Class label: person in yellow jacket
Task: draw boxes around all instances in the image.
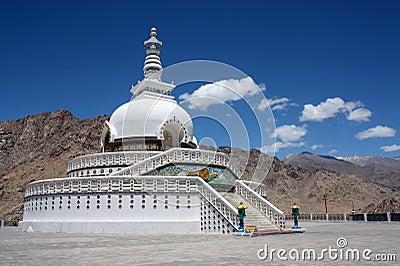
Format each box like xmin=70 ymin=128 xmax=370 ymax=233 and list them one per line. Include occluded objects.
xmin=237 ymin=202 xmax=247 ymax=230
xmin=291 ymin=203 xmax=300 ymax=228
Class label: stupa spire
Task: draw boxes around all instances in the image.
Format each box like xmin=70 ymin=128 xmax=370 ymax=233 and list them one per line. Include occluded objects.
xmin=143 ymin=27 xmax=163 ymax=80
xmin=130 ymin=27 xmax=174 ymax=96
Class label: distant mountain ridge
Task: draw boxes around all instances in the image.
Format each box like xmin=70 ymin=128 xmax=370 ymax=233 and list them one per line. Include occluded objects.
xmin=283 ymin=152 xmax=400 ymax=191
xmin=336 ymin=155 xmax=400 ymax=170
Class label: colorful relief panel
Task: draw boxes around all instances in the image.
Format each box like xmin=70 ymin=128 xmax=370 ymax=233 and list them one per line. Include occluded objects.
xmin=145 ymin=164 xmax=236 ymax=186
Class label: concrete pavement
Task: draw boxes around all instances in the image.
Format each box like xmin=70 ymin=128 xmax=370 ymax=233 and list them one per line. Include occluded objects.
xmin=0 ymin=222 xmax=398 ymax=265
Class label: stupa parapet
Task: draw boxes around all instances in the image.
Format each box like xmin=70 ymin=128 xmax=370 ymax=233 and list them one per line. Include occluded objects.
xmin=130 ymin=78 xmax=175 ymax=97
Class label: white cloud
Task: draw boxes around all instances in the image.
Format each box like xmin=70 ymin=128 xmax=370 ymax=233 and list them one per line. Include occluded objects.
xmin=347 ymin=108 xmax=372 ymax=122
xmin=355 ymin=125 xmax=396 ymax=140
xmin=381 ymin=144 xmax=400 ymax=152
xmin=179 ymin=92 xmax=190 ymax=100
xmin=300 ymin=97 xmax=344 ymax=122
xmin=311 ymin=144 xmax=323 ymax=151
xmin=272 ymin=104 xmax=288 ymax=111
xmin=300 ymin=97 xmax=372 ymax=122
xmin=268 ymin=97 xmax=290 ymax=106
xmin=264 ymin=124 xmax=307 ymax=153
xmin=179 ymin=77 xmax=262 ymax=110
xmin=259 ymin=83 xmax=267 ymax=91
xmin=257 ymin=97 xmax=296 ymax=111
xmin=256 ymin=99 xmax=269 ymax=111
xmin=270 ymin=124 xmax=307 ymax=142
xmin=329 ymin=149 xmax=339 ymax=155
xmin=262 ymin=141 xmax=306 ymax=153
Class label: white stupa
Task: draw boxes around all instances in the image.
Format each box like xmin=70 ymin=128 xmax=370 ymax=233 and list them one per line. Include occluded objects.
xmin=18 ymin=28 xmax=285 ymax=234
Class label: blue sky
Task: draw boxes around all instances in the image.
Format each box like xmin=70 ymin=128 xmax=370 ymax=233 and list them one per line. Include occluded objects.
xmin=1 ymin=0 xmax=399 ymax=157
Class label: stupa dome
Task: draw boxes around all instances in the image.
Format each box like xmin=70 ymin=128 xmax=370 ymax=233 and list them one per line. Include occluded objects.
xmin=108 ymin=92 xmax=194 ymax=144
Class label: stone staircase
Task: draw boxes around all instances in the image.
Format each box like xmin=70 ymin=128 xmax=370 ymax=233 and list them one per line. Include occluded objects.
xmin=223 ymin=192 xmax=280 ymax=231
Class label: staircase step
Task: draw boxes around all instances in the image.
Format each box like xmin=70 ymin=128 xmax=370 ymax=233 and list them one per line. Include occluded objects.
xmin=222 ymin=192 xmax=280 ymax=231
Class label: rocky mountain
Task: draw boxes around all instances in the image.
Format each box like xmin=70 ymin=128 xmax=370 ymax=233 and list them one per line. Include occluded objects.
xmin=1 ymin=111 xmax=400 ymax=225
xmin=0 ymin=110 xmax=109 ymax=173
xmin=282 ymin=152 xmax=400 ymax=191
xmin=0 ymin=110 xmax=109 ymax=224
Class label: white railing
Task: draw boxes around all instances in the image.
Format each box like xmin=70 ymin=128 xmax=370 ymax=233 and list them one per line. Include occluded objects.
xmin=67 ymin=151 xmax=160 ymax=173
xmin=25 ymin=176 xmax=199 ymax=197
xmin=286 ymin=212 xmax=400 ymax=222
xmin=285 ymin=213 xmax=349 ymax=222
xmin=235 ymin=180 xmax=285 ymax=230
xmin=241 ymin=180 xmax=266 ymax=197
xmin=197 ymin=178 xmax=239 ymax=230
xmin=109 ymin=148 xmax=242 ymax=178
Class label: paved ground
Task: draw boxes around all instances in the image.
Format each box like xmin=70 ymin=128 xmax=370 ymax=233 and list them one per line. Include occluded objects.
xmin=0 ymin=222 xmax=399 ymax=265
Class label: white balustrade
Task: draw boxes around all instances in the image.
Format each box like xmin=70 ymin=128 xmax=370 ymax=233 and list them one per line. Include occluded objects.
xmin=67 ymin=151 xmax=160 ymax=173
xmin=235 ymin=180 xmax=285 ymax=230
xmin=197 ymin=178 xmax=238 ymax=230
xmin=25 ymin=175 xmax=204 ymax=197
xmin=241 ymin=180 xmax=267 ymax=197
